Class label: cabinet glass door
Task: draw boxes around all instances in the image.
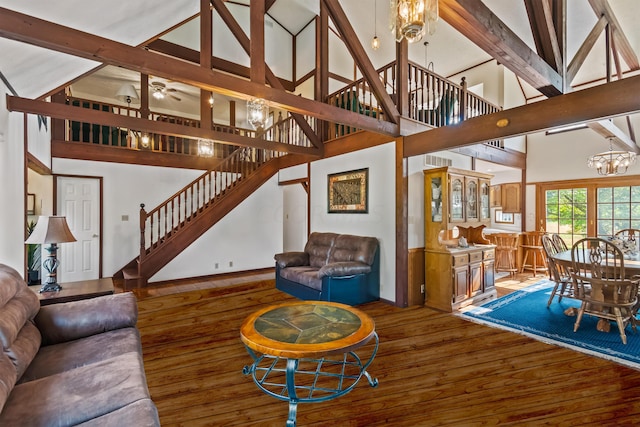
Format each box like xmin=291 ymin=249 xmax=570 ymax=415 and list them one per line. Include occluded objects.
xmin=450 ymin=176 xmax=464 ymax=222
xmin=466 ymin=178 xmax=478 ymax=221
xmin=480 ymin=181 xmax=490 ymax=221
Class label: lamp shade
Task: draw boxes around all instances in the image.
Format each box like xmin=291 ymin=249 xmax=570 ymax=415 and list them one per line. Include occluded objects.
xmin=116 ymin=84 xmax=140 ymax=105
xmin=25 ymin=216 xmax=77 ymax=244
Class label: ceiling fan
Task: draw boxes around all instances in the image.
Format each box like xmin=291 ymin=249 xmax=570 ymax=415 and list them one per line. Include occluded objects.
xmin=149 ymin=81 xmax=181 ymax=101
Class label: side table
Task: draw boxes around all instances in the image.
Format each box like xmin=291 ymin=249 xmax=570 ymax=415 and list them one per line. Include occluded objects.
xmin=241 ymin=300 xmax=378 ymax=427
xmin=29 ymin=278 xmax=115 ymax=305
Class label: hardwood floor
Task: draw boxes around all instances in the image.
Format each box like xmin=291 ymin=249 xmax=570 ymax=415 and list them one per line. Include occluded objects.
xmin=133 ymin=271 xmax=640 ymax=426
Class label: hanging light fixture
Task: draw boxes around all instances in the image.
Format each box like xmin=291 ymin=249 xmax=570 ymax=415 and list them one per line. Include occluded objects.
xmin=247 ymin=98 xmax=269 ymax=130
xmin=371 ymin=0 xmax=380 ymax=50
xmin=390 ymin=0 xmax=438 ymax=44
xmin=197 ymin=139 xmax=214 ymax=157
xmin=587 ymin=136 xmax=637 ymax=176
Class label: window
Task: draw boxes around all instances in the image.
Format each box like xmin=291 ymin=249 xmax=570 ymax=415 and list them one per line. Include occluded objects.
xmin=544 ymin=188 xmax=587 ymax=246
xmin=537 ymin=177 xmax=640 ymax=245
xmin=596 ymin=186 xmax=640 ymax=237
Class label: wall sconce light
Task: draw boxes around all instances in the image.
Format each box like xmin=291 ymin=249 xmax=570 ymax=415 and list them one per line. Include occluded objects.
xmin=247 ymin=98 xmax=269 ymax=130
xmin=197 ymin=139 xmax=214 ymax=157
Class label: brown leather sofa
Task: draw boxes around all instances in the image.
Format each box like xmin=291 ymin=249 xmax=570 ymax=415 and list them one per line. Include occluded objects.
xmin=274 ymin=232 xmax=380 ymax=305
xmin=0 ymin=264 xmax=159 ymax=426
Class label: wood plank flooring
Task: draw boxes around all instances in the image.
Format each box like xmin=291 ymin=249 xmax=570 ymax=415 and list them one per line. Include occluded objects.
xmin=134 ymin=276 xmax=640 ymax=426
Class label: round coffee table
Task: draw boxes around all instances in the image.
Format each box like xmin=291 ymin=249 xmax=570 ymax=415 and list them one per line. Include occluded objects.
xmin=240 ymin=301 xmax=379 ymax=427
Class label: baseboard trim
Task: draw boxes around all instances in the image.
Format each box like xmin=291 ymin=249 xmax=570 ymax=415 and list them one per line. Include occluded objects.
xmin=148 ymin=267 xmax=275 ymax=287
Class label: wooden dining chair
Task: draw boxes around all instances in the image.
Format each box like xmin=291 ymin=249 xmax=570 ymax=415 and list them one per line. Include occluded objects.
xmin=570 ymin=237 xmax=639 ymax=344
xmin=615 ymin=228 xmax=640 ymax=244
xmin=551 ymin=233 xmax=569 ymax=252
xmin=541 ymin=234 xmax=574 ymax=307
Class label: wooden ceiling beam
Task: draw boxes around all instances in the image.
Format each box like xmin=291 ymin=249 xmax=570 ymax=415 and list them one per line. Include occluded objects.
xmin=439 ymin=0 xmax=563 ymax=97
xmin=322 ymin=0 xmax=400 ymax=124
xmin=567 ymin=15 xmax=607 ymax=85
xmin=523 ymin=0 xmax=563 ymax=73
xmin=0 ymin=7 xmax=398 ymax=137
xmin=404 ymin=74 xmax=640 ymax=157
xmin=250 ymin=0 xmax=265 ymax=85
xmin=7 ymin=95 xmax=322 ymax=157
xmin=587 ymin=120 xmax=637 ymax=152
xmin=146 ymin=39 xmax=295 ymax=92
xmin=588 ymin=0 xmax=640 ymax=71
xmin=212 ymin=0 xmax=323 ymax=150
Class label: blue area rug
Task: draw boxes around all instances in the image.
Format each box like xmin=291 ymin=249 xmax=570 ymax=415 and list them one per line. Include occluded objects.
xmin=458 ymin=280 xmax=640 ymax=370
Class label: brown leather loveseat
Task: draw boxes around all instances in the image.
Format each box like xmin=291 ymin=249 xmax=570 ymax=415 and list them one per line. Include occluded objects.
xmin=274 ymin=232 xmax=380 ymax=306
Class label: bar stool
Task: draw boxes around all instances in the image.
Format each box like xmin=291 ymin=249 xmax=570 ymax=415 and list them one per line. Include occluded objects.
xmin=520 ymin=231 xmax=549 ymax=276
xmin=493 ymin=233 xmax=519 ymax=277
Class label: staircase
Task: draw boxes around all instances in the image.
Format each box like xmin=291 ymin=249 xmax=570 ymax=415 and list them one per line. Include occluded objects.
xmin=118 ymin=145 xmax=284 ymax=287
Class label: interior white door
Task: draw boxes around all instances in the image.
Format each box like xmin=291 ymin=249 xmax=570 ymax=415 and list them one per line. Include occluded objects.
xmin=56 ymin=177 xmax=100 ymax=283
xmin=283 ymin=185 xmax=307 ymax=252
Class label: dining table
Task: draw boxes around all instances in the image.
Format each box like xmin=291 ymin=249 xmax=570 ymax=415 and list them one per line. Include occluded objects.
xmin=551 ymin=249 xmax=640 ymax=278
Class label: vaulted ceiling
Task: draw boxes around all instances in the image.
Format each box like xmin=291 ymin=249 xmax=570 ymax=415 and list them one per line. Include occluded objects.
xmin=1 ymin=0 xmax=639 ymax=149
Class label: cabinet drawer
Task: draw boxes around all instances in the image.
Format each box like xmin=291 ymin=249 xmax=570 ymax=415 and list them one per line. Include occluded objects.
xmin=452 ymin=254 xmax=469 ymax=266
xmin=469 ymin=251 xmax=483 ymax=263
xmin=483 ymin=249 xmax=495 ymax=260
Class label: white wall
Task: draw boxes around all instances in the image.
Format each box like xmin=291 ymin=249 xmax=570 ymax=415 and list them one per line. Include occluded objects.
xmin=154 ymin=175 xmax=283 ymax=282
xmin=52 ymin=159 xmax=283 ymax=282
xmin=310 ymin=143 xmax=396 ymax=302
xmin=0 ymin=84 xmax=26 ymax=273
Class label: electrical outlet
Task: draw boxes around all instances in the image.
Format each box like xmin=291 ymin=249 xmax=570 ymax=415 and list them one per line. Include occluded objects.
xmin=421 ymin=284 xmax=425 ymax=294
xmin=229 ymin=261 xmax=233 ymax=267
xmin=214 ymin=263 xmax=219 ymax=269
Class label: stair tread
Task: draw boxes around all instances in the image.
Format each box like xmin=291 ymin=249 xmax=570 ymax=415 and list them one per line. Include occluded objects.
xmin=122 ymin=268 xmax=141 ymax=279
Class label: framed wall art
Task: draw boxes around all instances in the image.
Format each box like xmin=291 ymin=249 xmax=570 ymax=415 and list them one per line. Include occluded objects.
xmin=27 ymin=193 xmax=36 ymax=215
xmin=327 ymin=168 xmax=368 ymax=213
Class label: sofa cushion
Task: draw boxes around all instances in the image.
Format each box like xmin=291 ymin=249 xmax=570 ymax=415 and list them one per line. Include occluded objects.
xmin=274 ymin=251 xmax=309 ymax=268
xmin=0 ymin=265 xmax=23 ymax=308
xmin=19 ymin=327 xmax=141 ymax=383
xmin=6 ymin=321 xmax=41 ymax=381
xmin=0 ymin=353 xmax=17 ymax=416
xmin=0 ymin=352 xmax=152 ymax=427
xmin=35 ymin=292 xmax=138 ymax=346
xmin=329 ymin=234 xmax=378 ymax=265
xmin=0 ymin=286 xmax=40 ymax=350
xmin=75 ymin=398 xmax=159 ymax=427
xmin=279 ymin=266 xmax=323 ymax=291
xmin=305 ymin=232 xmax=337 ymax=268
xmin=319 ymin=262 xmax=372 ymax=278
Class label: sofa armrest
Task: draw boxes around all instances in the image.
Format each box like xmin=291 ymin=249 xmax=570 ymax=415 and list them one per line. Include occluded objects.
xmin=34 ymin=292 xmax=138 ymax=346
xmin=274 ymin=252 xmax=309 ymax=268
xmin=319 ymin=262 xmax=371 ymax=278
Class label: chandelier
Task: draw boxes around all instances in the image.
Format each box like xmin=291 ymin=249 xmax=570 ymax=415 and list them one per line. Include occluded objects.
xmin=390 ymin=0 xmax=438 ymax=44
xmin=587 ymin=137 xmax=637 ymax=176
xmin=197 ymin=139 xmax=214 ymax=157
xmin=247 ymin=98 xmax=269 ymax=130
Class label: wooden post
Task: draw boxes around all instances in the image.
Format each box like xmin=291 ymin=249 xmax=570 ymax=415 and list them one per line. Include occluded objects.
xmin=459 ymin=77 xmax=467 ymax=122
xmin=139 ymin=203 xmax=146 ymax=263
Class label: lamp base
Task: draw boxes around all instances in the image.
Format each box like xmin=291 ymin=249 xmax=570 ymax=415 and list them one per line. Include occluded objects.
xmin=39 ymin=282 xmax=62 ymax=293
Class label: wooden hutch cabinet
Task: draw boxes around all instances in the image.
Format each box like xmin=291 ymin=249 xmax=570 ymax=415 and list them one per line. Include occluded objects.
xmin=423 ymin=167 xmax=496 ymax=312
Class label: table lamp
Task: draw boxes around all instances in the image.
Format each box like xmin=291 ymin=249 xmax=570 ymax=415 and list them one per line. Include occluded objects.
xmin=25 ymin=216 xmax=76 ymax=293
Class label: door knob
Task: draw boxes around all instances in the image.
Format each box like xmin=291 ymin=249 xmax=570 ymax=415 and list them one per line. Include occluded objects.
xmin=92 ymin=234 xmax=99 ymax=238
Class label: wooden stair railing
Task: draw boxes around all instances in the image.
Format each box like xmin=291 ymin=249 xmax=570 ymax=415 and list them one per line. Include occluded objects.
xmin=124 ymin=145 xmax=283 ymax=284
